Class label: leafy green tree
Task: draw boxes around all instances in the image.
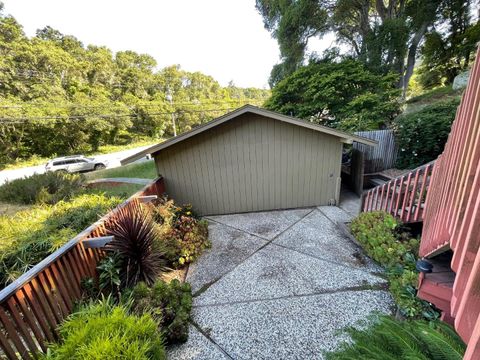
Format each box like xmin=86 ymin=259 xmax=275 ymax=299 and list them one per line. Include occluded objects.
xmin=255 ymin=0 xmax=329 ymax=87
xmin=256 ymin=0 xmax=443 ymax=94
xmin=265 ymin=58 xmax=400 ymax=131
xmin=418 ymin=0 xmax=480 ymax=88
xmin=0 ymin=8 xmax=270 ymax=166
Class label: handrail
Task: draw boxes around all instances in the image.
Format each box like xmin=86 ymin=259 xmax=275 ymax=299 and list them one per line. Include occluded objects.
xmin=361 ymin=162 xmax=435 ymax=223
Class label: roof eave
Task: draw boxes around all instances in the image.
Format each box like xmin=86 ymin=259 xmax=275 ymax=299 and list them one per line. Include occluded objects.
xmin=120 ymin=105 xmax=377 ymax=164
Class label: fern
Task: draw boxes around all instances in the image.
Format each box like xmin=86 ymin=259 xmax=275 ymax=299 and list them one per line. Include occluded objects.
xmin=325 ymin=315 xmax=466 ymax=360
xmin=415 ymin=323 xmax=464 ymax=360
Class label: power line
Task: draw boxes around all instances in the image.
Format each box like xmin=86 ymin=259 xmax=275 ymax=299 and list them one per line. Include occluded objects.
xmin=0 ymin=107 xmax=242 ymax=124
xmin=0 ymin=99 xmax=265 ymax=110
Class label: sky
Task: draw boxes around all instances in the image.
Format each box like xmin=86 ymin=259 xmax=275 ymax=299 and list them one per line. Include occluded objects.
xmin=2 ymin=0 xmax=334 ymax=89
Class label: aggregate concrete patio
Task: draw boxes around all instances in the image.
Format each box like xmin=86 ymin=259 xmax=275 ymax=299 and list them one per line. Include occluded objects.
xmin=169 ymin=194 xmax=394 ymax=360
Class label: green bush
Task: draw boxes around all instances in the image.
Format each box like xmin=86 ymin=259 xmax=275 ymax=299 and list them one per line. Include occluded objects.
xmin=0 ymin=172 xmax=85 ymax=205
xmin=349 ymin=211 xmax=437 ymax=318
xmin=0 ymin=194 xmax=122 ymax=287
xmin=131 ymin=279 xmax=192 ymax=344
xmin=325 ymin=315 xmax=465 ymax=360
xmin=387 ymin=265 xmax=438 ymax=319
xmin=394 ymin=99 xmax=459 ymax=169
xmin=44 ymin=298 xmax=166 ymax=360
xmin=350 ymin=211 xmax=418 ymax=267
xmin=152 ymin=200 xmax=210 ymax=268
xmin=265 ymin=58 xmax=401 ymax=131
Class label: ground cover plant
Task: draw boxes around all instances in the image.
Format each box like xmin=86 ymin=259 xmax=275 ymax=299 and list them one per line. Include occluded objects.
xmin=325 ymin=315 xmax=465 ymax=360
xmin=130 ymin=279 xmax=193 ymax=344
xmin=43 ymin=298 xmax=166 ymax=360
xmin=73 ymin=198 xmax=205 ymax=352
xmin=0 ymin=193 xmax=123 ymax=287
xmin=151 ymin=200 xmax=210 ymax=267
xmin=0 ymin=172 xmax=85 ymax=205
xmin=350 ymin=211 xmax=437 ymax=319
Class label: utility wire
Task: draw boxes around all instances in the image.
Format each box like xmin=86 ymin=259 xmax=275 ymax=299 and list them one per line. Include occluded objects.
xmin=0 ymin=99 xmax=265 ymax=110
xmin=0 ymin=107 xmax=241 ymax=124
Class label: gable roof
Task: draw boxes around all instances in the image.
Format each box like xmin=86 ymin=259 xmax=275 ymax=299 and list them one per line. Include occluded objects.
xmin=121 ymin=105 xmax=377 ymax=165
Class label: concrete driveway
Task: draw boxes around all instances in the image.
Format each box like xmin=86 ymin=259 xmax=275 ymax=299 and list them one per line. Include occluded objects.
xmin=169 ymin=201 xmax=393 ymax=360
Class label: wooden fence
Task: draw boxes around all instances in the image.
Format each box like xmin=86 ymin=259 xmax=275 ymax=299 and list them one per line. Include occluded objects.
xmin=361 ymin=162 xmax=434 ymax=223
xmin=354 ymin=129 xmax=398 ymax=173
xmin=418 ymin=47 xmax=480 ymax=360
xmin=0 ymin=177 xmax=165 ymax=359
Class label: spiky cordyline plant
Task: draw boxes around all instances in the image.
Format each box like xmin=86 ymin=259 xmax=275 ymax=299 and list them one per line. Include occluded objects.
xmin=105 ymin=199 xmax=166 ymax=288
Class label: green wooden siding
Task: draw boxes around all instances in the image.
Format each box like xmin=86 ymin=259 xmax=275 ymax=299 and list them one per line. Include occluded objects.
xmin=154 ymin=113 xmax=343 ymax=215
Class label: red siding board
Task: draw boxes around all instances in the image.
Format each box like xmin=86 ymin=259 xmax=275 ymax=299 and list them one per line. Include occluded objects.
xmin=418 ymin=47 xmax=480 ymax=359
xmin=362 ymin=47 xmax=480 ymax=359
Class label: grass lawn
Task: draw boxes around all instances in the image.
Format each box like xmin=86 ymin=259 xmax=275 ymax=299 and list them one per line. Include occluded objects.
xmin=85 ymin=160 xmax=157 ymax=180
xmin=2 ymin=138 xmax=162 ymax=170
xmin=85 ymin=183 xmax=146 ymax=198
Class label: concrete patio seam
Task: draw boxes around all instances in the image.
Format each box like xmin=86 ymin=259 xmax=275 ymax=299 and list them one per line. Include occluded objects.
xmin=189 ymin=320 xmax=236 ymax=360
xmin=316 ymin=206 xmax=351 ymax=225
xmin=269 ymin=242 xmax=383 ymax=278
xmin=204 ymin=218 xmax=270 ymax=242
xmin=193 ymin=208 xmax=316 ymax=297
xmin=193 ymin=284 xmax=388 ymax=309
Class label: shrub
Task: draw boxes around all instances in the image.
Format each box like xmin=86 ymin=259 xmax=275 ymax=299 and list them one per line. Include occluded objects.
xmin=151 ymin=200 xmax=210 ymax=268
xmin=350 ymin=211 xmax=437 ymax=318
xmin=45 ymin=298 xmax=166 ymax=359
xmin=97 ymin=254 xmax=122 ymax=297
xmin=131 ymin=279 xmax=192 ymax=344
xmin=388 ymin=265 xmax=438 ymax=320
xmin=0 ymin=194 xmax=122 ymax=287
xmin=0 ymin=172 xmax=85 ymax=205
xmin=350 ymin=211 xmax=418 ymax=267
xmin=394 ymin=99 xmax=460 ymax=169
xmin=265 ymin=58 xmax=401 ymax=131
xmin=105 ymin=200 xmax=167 ymax=287
xmin=325 ymin=315 xmax=465 ymax=360
xmin=163 ymin=217 xmax=210 ymax=267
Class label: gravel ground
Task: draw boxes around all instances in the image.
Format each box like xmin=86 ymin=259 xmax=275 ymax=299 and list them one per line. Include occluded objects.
xmin=170 ymin=197 xmax=393 ymax=360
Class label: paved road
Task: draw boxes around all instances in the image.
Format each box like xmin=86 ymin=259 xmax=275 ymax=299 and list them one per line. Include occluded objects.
xmin=0 ymin=145 xmax=152 ymax=185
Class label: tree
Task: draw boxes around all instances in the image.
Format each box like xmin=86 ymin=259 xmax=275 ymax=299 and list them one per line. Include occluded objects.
xmin=256 ymin=0 xmax=443 ymax=95
xmin=418 ymin=0 xmax=480 ymax=88
xmin=0 ymin=10 xmax=270 ymax=166
xmin=255 ymin=0 xmax=330 ymax=87
xmin=265 ymin=58 xmax=401 ymax=131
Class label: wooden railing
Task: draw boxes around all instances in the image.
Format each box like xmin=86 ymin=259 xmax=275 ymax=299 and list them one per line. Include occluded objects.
xmin=361 ymin=162 xmax=434 ymax=223
xmin=0 ymin=177 xmax=165 ymax=359
xmin=419 ymin=47 xmax=480 ymax=360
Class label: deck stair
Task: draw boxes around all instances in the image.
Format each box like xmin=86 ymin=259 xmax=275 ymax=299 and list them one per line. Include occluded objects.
xmin=361 ymin=162 xmax=434 ymax=223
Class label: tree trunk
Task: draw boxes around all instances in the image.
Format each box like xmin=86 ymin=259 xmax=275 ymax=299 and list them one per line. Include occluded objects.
xmin=402 ymin=22 xmax=428 ymax=98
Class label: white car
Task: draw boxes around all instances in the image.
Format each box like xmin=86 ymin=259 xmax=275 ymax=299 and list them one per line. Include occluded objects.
xmin=45 ymin=155 xmax=107 ymax=173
